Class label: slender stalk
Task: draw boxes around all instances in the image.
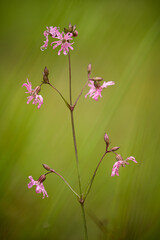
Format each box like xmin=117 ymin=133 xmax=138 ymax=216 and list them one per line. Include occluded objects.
xmin=48 ymin=82 xmax=70 ymax=109
xmin=81 ymin=204 xmax=88 ymax=240
xmin=84 ymin=151 xmax=107 ymax=201
xmin=53 ymin=170 xmax=80 ymax=199
xmin=73 ymin=80 xmax=88 ymax=109
xmin=70 ymin=111 xmax=82 ymax=194
xmin=68 ymin=52 xmax=88 ymax=240
xmin=68 ymin=52 xmax=72 ymax=105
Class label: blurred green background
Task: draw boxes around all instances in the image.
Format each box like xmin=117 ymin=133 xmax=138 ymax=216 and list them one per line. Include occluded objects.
xmin=1 ymin=0 xmax=160 ymax=239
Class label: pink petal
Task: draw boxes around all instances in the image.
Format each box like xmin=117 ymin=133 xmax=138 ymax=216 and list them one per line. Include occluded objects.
xmin=101 ymin=81 xmax=115 ymax=89
xmin=126 ymin=156 xmax=137 ymax=163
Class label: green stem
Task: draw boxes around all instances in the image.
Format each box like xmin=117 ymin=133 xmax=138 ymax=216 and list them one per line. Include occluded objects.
xmin=68 ymin=52 xmax=88 ymax=240
xmin=52 ymin=170 xmax=80 ymax=199
xmin=48 ymin=83 xmax=70 ymax=109
xmin=81 ymin=204 xmax=88 ymax=240
xmin=72 ymin=80 xmax=88 ymax=109
xmin=84 ymin=151 xmax=107 ymax=201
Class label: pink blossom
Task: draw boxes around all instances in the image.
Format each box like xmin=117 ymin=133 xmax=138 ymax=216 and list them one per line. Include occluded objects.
xmin=40 ymin=26 xmax=59 ymax=51
xmin=111 ymin=156 xmax=137 ymax=177
xmin=22 ymin=79 xmax=43 ymax=109
xmin=28 ymin=176 xmax=48 ymax=199
xmin=51 ymin=32 xmax=74 ymax=55
xmin=85 ymin=80 xmax=115 ymax=101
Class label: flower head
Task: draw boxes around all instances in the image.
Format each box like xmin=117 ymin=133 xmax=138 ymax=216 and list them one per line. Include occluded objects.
xmin=28 ymin=176 xmax=48 ymax=199
xmin=40 ymin=26 xmax=59 ymax=51
xmin=111 ymin=155 xmax=137 ymax=177
xmin=22 ymin=79 xmax=43 ymax=109
xmin=51 ymin=32 xmax=74 ymax=55
xmin=85 ymin=80 xmax=115 ymax=101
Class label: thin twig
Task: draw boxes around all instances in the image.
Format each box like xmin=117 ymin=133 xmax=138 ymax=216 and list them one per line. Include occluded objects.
xmin=53 ymin=170 xmax=80 ymax=199
xmin=73 ymin=80 xmax=89 ymax=109
xmin=84 ymin=151 xmax=108 ymax=201
xmin=48 ymin=82 xmax=70 ymax=109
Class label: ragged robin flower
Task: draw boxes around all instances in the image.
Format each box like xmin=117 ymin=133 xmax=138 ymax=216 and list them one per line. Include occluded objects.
xmin=85 ymin=78 xmax=115 ymax=101
xmin=28 ymin=175 xmax=48 ymax=199
xmin=111 ymin=155 xmax=137 ymax=177
xmin=22 ymin=79 xmax=43 ymax=109
xmin=51 ymin=32 xmax=74 ymax=55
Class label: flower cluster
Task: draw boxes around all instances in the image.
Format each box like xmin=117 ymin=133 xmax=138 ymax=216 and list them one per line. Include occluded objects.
xmin=23 ymin=24 xmax=137 ymax=204
xmin=22 ymin=79 xmax=43 ymax=109
xmin=40 ymin=24 xmax=77 ymax=55
xmin=111 ymin=155 xmax=137 ymax=177
xmin=28 ymin=176 xmax=48 ymax=199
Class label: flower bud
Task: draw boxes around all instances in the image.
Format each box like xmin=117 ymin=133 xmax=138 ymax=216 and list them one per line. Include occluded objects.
xmin=38 ymin=174 xmax=46 ymax=183
xmin=73 ymin=30 xmax=78 ymax=37
xmin=43 ymin=75 xmax=49 ymax=84
xmin=42 ymin=164 xmax=52 ymax=171
xmin=104 ymin=133 xmax=109 ymax=144
xmin=104 ymin=133 xmax=110 ymax=150
xmin=115 ymin=154 xmax=123 ymax=161
xmin=68 ymin=23 xmax=73 ymax=32
xmin=43 ymin=67 xmax=49 ymax=83
xmin=87 ymin=64 xmax=92 ymax=75
xmin=44 ymin=67 xmax=49 ymax=76
xmin=110 ymin=146 xmax=120 ymax=152
xmin=64 ymin=27 xmax=68 ymax=33
xmin=73 ymin=25 xmax=76 ymax=31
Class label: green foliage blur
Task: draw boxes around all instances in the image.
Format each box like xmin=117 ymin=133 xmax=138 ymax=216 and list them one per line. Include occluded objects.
xmin=1 ymin=0 xmax=160 ymax=239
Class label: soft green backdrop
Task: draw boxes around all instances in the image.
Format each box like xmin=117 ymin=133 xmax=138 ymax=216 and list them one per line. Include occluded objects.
xmin=1 ymin=0 xmax=160 ymax=239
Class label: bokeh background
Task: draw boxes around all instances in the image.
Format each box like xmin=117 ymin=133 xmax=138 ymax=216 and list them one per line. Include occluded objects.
xmin=1 ymin=0 xmax=160 ymax=239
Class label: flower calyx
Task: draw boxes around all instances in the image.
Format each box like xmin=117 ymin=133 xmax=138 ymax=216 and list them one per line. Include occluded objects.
xmin=38 ymin=174 xmax=46 ymax=183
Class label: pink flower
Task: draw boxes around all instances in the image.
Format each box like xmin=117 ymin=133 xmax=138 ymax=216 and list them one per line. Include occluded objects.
xmin=40 ymin=26 xmax=59 ymax=51
xmin=51 ymin=32 xmax=74 ymax=55
xmin=22 ymin=79 xmax=43 ymax=109
xmin=28 ymin=176 xmax=48 ymax=199
xmin=111 ymin=156 xmax=137 ymax=177
xmin=85 ymin=80 xmax=115 ymax=101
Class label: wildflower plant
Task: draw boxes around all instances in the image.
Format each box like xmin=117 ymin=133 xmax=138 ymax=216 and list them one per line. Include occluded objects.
xmin=22 ymin=24 xmax=137 ymax=239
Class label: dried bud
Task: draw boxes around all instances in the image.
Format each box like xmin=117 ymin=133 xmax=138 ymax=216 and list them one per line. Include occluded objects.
xmin=44 ymin=67 xmax=49 ymax=76
xmin=42 ymin=164 xmax=52 ymax=171
xmin=87 ymin=64 xmax=92 ymax=75
xmin=38 ymin=174 xmax=46 ymax=183
xmin=115 ymin=154 xmax=123 ymax=161
xmin=110 ymin=146 xmax=120 ymax=152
